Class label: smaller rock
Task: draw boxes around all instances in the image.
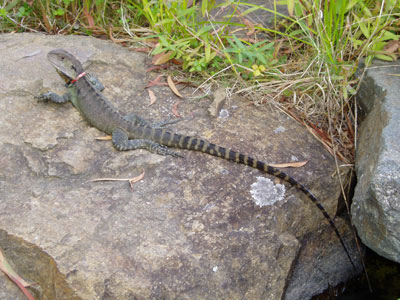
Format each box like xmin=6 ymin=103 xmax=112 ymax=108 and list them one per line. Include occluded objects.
xmin=208 ymin=87 xmax=226 ymax=117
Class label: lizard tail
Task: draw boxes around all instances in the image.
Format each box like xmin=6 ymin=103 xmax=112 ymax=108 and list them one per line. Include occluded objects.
xmin=170 ymin=134 xmax=356 ymax=269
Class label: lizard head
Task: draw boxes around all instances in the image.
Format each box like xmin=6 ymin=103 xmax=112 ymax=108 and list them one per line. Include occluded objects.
xmin=47 ymin=49 xmax=85 ymax=84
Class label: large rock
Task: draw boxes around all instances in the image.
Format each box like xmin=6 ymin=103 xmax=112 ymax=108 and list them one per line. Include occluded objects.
xmin=352 ymin=60 xmax=400 ymax=263
xmin=212 ymin=0 xmax=288 ymax=27
xmin=0 ymin=33 xmax=359 ymax=299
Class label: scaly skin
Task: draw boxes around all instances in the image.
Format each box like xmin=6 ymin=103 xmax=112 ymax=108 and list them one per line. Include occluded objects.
xmin=37 ymin=49 xmax=355 ymax=269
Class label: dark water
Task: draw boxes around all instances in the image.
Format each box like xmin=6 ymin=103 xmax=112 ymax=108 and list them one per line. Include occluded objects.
xmin=313 ymin=248 xmax=400 ymax=300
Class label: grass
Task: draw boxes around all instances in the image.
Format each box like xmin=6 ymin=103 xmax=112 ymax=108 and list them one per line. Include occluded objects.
xmin=1 ymin=0 xmax=399 ymax=164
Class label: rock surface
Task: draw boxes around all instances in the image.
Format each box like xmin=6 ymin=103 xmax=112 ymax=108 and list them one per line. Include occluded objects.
xmin=212 ymin=0 xmax=288 ymax=27
xmin=0 ymin=33 xmax=359 ymax=299
xmin=352 ymin=60 xmax=400 ymax=263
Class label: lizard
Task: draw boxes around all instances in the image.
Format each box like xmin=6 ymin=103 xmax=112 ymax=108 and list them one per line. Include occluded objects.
xmin=37 ymin=49 xmax=355 ymax=269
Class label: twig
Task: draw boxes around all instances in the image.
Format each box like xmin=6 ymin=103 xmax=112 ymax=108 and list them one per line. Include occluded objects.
xmin=88 ymin=171 xmax=145 ymax=192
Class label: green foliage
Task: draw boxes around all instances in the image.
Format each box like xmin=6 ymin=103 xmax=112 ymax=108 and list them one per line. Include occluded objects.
xmin=284 ymin=0 xmax=400 ymax=68
xmin=1 ymin=0 xmax=399 ymax=79
xmin=350 ymin=0 xmax=400 ymax=64
xmin=127 ymin=0 xmax=205 ymax=33
xmin=129 ymin=0 xmax=284 ymax=77
xmin=272 ymin=0 xmax=399 ymax=103
xmin=224 ymin=36 xmax=275 ymax=66
xmin=128 ymin=0 xmax=221 ymax=73
xmin=0 ymin=0 xmax=125 ymax=33
xmin=16 ymin=2 xmax=33 ymax=17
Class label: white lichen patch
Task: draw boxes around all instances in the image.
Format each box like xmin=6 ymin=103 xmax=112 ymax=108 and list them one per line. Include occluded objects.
xmin=218 ymin=109 xmax=229 ymax=119
xmin=273 ymin=126 xmax=286 ymax=134
xmin=250 ymin=177 xmax=286 ymax=207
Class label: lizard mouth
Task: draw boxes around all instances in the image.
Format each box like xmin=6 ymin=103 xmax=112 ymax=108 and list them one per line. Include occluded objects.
xmin=56 ymin=69 xmax=72 ymax=84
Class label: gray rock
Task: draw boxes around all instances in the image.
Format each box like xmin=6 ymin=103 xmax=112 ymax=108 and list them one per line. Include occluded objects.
xmin=212 ymin=0 xmax=288 ymax=28
xmin=352 ymin=60 xmax=400 ymax=263
xmin=0 ymin=33 xmax=359 ymax=299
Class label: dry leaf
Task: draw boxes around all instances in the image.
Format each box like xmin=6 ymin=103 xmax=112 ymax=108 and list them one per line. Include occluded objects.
xmin=171 ymin=58 xmax=183 ymax=65
xmin=243 ymin=18 xmax=255 ymax=36
xmin=108 ymin=28 xmax=130 ymax=44
xmin=108 ymin=27 xmax=117 ymax=43
xmin=146 ymin=65 xmax=169 ymax=72
xmin=240 ymin=37 xmax=256 ymax=43
xmin=134 ymin=47 xmax=152 ymax=53
xmin=167 ymin=76 xmax=183 ymax=98
xmin=96 ymin=135 xmax=112 ymax=141
xmin=146 ymin=75 xmax=165 ymax=88
xmin=153 ymin=51 xmax=173 ymax=65
xmin=172 ymin=100 xmax=181 ymax=118
xmin=269 ymin=160 xmax=308 ymax=168
xmin=148 ymin=89 xmax=157 ymax=105
xmin=0 ymin=248 xmax=35 ymax=300
xmin=83 ymin=7 xmax=95 ymax=28
xmin=383 ymin=40 xmax=400 ymax=53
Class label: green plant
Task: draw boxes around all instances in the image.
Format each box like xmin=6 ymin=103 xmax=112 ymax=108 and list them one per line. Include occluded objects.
xmin=128 ymin=0 xmax=223 ymax=73
xmin=128 ymin=0 xmax=215 ymax=34
xmin=131 ymin=0 xmax=287 ymax=77
xmin=286 ymin=0 xmax=400 ymax=68
xmin=0 ymin=0 xmax=126 ymax=34
xmin=224 ymin=35 xmax=275 ymax=67
xmin=350 ymin=0 xmax=400 ymax=64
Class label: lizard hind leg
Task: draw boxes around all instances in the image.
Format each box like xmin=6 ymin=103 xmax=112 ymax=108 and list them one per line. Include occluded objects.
xmin=151 ymin=118 xmax=181 ymax=129
xmin=124 ymin=113 xmax=181 ymax=129
xmin=112 ymin=127 xmax=183 ymax=157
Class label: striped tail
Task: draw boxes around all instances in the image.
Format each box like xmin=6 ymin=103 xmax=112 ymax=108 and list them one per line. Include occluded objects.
xmin=163 ymin=132 xmax=356 ymax=269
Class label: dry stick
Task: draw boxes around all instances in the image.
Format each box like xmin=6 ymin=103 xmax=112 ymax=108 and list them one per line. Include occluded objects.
xmin=88 ymin=171 xmax=145 ymax=192
xmin=6 ymin=14 xmax=39 ymax=32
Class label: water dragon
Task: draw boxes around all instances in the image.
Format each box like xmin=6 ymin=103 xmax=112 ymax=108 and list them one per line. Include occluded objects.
xmin=37 ymin=49 xmax=355 ymax=268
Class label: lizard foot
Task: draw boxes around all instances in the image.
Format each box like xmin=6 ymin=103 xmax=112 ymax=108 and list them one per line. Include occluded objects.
xmin=112 ymin=128 xmax=184 ymax=158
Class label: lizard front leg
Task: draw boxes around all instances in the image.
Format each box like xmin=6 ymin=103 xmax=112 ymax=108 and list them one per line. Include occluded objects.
xmin=112 ymin=127 xmax=183 ymax=157
xmin=35 ymin=91 xmax=71 ymax=104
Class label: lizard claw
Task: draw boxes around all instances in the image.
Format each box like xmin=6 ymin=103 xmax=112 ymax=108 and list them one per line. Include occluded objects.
xmin=156 ymin=144 xmax=184 ymax=158
xmin=35 ymin=92 xmax=51 ymax=102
